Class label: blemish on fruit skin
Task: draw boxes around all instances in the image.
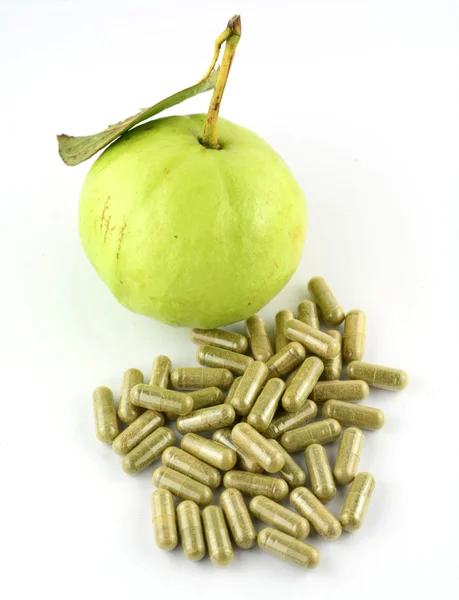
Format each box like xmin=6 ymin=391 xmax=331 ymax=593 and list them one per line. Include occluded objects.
xmin=116 ymin=219 xmax=127 ymax=263
xmin=100 ymin=197 xmax=111 ymax=230
xmin=292 ymin=222 xmax=303 ymax=241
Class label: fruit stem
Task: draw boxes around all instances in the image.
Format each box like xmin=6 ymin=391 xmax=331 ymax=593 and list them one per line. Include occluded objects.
xmin=201 ymin=15 xmax=241 ymax=150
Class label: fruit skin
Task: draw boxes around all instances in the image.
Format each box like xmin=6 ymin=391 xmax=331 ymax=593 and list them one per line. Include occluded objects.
xmin=79 ymin=114 xmax=307 ymax=327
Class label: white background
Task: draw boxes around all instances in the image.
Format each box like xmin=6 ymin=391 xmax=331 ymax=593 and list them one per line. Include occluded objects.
xmin=1 ymin=0 xmax=458 ymax=598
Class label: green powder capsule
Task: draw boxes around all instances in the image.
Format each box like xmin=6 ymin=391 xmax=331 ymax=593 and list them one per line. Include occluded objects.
xmin=202 ymin=505 xmax=234 ymax=567
xmin=305 ymin=444 xmax=336 ymax=503
xmin=343 ymin=310 xmax=366 ymax=362
xmin=149 ymin=355 xmax=171 ymax=388
xmin=190 ymin=387 xmax=225 ymax=410
xmin=113 ymin=410 xmax=165 ymax=455
xmin=322 ymin=400 xmax=385 ymax=430
xmin=258 ymin=528 xmax=320 ymax=569
xmin=161 ymin=447 xmax=221 ymax=489
xmin=284 ymin=366 xmax=300 ymax=387
xmin=181 ymin=433 xmax=237 ymax=471
xmin=321 ymin=331 xmax=342 ymax=381
xmin=340 ymin=472 xmax=376 ymax=532
xmin=190 ymin=328 xmax=249 ymax=354
xmin=212 ymin=428 xmax=263 ymax=473
xmin=265 ymin=342 xmax=306 ymax=380
xmin=118 ymin=368 xmax=144 ymax=424
xmin=281 ymin=419 xmax=342 ymax=452
xmin=223 ymin=471 xmax=289 ymax=501
xmin=151 ymin=489 xmax=178 ymax=551
xmin=264 ymin=401 xmax=318 ymax=439
xmin=247 ymin=378 xmax=285 ymax=432
xmin=176 ymin=500 xmax=206 ymax=561
xmin=334 ymin=427 xmax=365 ymax=485
xmin=196 ymin=345 xmax=254 ymax=375
xmin=282 ymin=356 xmax=324 ymax=413
xmin=220 ymin=488 xmax=257 ymax=549
xmin=275 ymin=310 xmax=295 ymax=353
xmin=224 ymin=376 xmax=242 ymax=406
xmin=231 ymin=360 xmax=269 ymax=416
xmin=308 ymin=276 xmax=345 ymax=325
xmin=93 ymin=386 xmax=119 ymax=443
xmin=171 ymin=367 xmax=234 ymax=391
xmin=152 ymin=466 xmax=213 ymax=506
xmin=246 ymin=315 xmax=274 ymax=362
xmin=346 ymin=361 xmax=408 ymax=391
xmin=250 ymin=496 xmax=310 ymax=540
xmin=310 ymin=380 xmax=370 ymax=403
xmin=122 ymin=426 xmax=175 ymax=474
xmin=290 ymin=487 xmax=342 ymax=540
xmin=285 ymin=319 xmax=340 ymax=358
xmin=176 ymin=404 xmax=236 ymax=434
xmin=232 ymin=423 xmax=285 ymax=473
xmin=269 ymin=440 xmax=307 ymax=487
xmin=131 ymin=384 xmax=193 ymax=415
xmin=297 ymin=300 xmax=320 ymax=329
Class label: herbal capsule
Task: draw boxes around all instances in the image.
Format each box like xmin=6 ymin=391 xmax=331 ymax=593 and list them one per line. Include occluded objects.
xmin=224 ymin=376 xmax=242 ymax=406
xmin=151 ymin=489 xmax=178 ymax=551
xmin=232 ymin=423 xmax=285 ymax=473
xmin=297 ymin=300 xmax=320 ymax=329
xmin=202 ymin=506 xmax=233 ymax=566
xmin=343 ymin=309 xmax=366 ymax=361
xmin=176 ymin=500 xmax=206 ymax=561
xmin=190 ymin=387 xmax=225 ymax=410
xmin=258 ymin=528 xmax=320 ymax=569
xmin=231 ymin=360 xmax=269 ymax=416
xmin=247 ymin=378 xmax=285 ymax=432
xmin=161 ymin=447 xmax=221 ymax=489
xmin=212 ymin=428 xmax=263 ymax=473
xmin=130 ymin=384 xmax=193 ymax=415
xmin=281 ymin=419 xmax=342 ymax=452
xmin=265 ymin=342 xmax=306 ymax=380
xmin=171 ymin=367 xmax=233 ymax=391
xmin=347 ymin=361 xmax=408 ymax=391
xmin=285 ymin=319 xmax=340 ymax=358
xmin=196 ymin=345 xmax=254 ymax=375
xmin=269 ymin=440 xmax=307 ymax=487
xmin=149 ymin=355 xmax=171 ymax=388
xmin=190 ymin=328 xmax=248 ymax=354
xmin=340 ymin=472 xmax=375 ymax=531
xmin=321 ymin=330 xmax=342 ymax=381
xmin=322 ymin=400 xmax=385 ymax=430
xmin=118 ymin=368 xmax=144 ymax=424
xmin=181 ymin=433 xmax=237 ymax=470
xmin=290 ymin=487 xmax=342 ymax=540
xmin=113 ymin=410 xmax=165 ymax=455
xmin=93 ymin=386 xmax=119 ymax=443
xmin=264 ymin=401 xmax=318 ymax=439
xmin=282 ymin=356 xmax=324 ymax=413
xmin=152 ymin=466 xmax=213 ymax=506
xmin=250 ymin=496 xmax=310 ymax=539
xmin=334 ymin=427 xmax=365 ymax=485
xmin=223 ymin=471 xmax=289 ymax=501
xmin=220 ymin=488 xmax=257 ymax=549
xmin=308 ymin=276 xmax=345 ymax=325
xmin=246 ymin=315 xmax=274 ymax=362
xmin=310 ymin=380 xmax=370 ymax=403
xmin=275 ymin=310 xmax=295 ymax=352
xmin=176 ymin=404 xmax=236 ymax=434
xmin=122 ymin=426 xmax=175 ymax=475
xmin=305 ymin=444 xmax=336 ymax=503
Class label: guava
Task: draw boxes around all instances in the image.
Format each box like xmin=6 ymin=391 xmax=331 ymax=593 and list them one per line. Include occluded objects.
xmin=71 ymin=16 xmax=306 ymax=327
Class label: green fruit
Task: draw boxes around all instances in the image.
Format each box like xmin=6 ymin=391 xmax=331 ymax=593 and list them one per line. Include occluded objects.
xmin=79 ymin=114 xmax=306 ymax=327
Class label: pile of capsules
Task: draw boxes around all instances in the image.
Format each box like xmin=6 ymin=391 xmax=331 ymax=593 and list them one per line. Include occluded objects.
xmin=93 ymin=276 xmax=408 ymax=569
